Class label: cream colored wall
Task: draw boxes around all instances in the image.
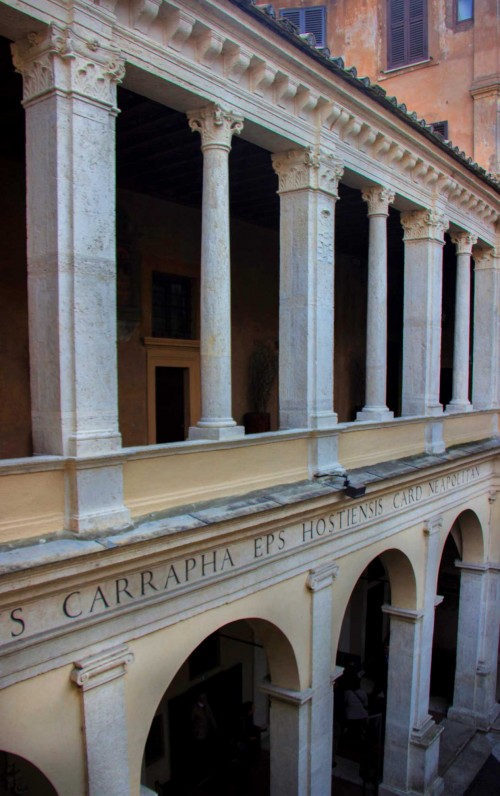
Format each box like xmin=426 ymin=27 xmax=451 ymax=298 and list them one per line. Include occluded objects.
xmin=0 ymin=664 xmax=85 ymax=796
xmin=123 ymin=436 xmax=309 ymax=517
xmin=0 ymin=465 xmax=65 ymax=544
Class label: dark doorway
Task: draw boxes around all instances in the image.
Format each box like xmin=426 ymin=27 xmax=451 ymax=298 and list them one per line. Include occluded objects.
xmin=168 ymin=664 xmax=243 ymax=786
xmin=155 ymin=367 xmax=187 ymax=442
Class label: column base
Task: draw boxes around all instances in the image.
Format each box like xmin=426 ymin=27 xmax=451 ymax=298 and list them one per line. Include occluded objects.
xmin=445 ymin=401 xmax=473 ymax=414
xmin=379 ymin=782 xmax=444 ymax=796
xmin=447 ymin=701 xmax=500 ymax=731
xmin=188 ymin=424 xmax=245 ymax=441
xmin=356 ymin=407 xmax=394 ymax=422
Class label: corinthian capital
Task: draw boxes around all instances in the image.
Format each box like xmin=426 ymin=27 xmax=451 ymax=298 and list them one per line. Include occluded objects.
xmin=473 ymin=247 xmax=496 ymax=270
xmin=400 ymin=209 xmax=448 ymax=243
xmin=187 ymin=104 xmax=244 ymax=151
xmin=362 ymin=185 xmax=395 ymax=216
xmin=271 ymin=147 xmax=343 ymax=196
xmin=450 ymin=231 xmax=478 ymax=255
xmin=11 ymin=24 xmax=125 ymax=106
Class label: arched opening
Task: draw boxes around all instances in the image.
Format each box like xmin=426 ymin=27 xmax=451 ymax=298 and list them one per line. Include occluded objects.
xmin=140 ymin=617 xmax=299 ymax=795
xmin=0 ymin=751 xmax=57 ymax=795
xmin=430 ymin=510 xmax=485 ymax=721
xmin=334 ymin=549 xmax=417 ymax=791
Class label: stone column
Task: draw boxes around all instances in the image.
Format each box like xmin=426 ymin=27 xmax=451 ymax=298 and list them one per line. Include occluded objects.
xmin=187 ymin=105 xmax=244 ymax=440
xmin=448 ymin=562 xmax=500 ymax=730
xmin=272 ymin=148 xmax=343 ymax=472
xmin=447 ymin=232 xmax=477 ymax=412
xmin=357 ymin=186 xmax=395 ymax=422
xmin=71 ymin=645 xmax=134 ymax=796
xmin=260 ymin=681 xmax=311 ymax=796
xmin=472 ymin=247 xmax=500 ymax=409
xmin=400 ymin=210 xmax=448 ymax=417
xmin=12 ymin=26 xmax=130 ymax=532
xmin=381 ymin=603 xmax=443 ymax=796
xmin=307 ymin=563 xmax=338 ymax=794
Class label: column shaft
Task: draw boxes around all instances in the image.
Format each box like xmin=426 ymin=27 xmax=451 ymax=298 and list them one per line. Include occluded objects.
xmin=401 ymin=210 xmax=448 ymax=417
xmin=260 ymin=683 xmax=311 ymax=796
xmin=272 ymin=148 xmax=343 ymax=473
xmin=357 ymin=187 xmax=394 ymax=422
xmin=12 ymin=26 xmax=130 ymax=532
xmin=381 ymin=606 xmax=443 ymax=796
xmin=448 ymin=233 xmax=476 ymax=412
xmin=448 ymin=563 xmax=500 ymax=729
xmin=472 ymin=247 xmax=500 ymax=409
xmin=307 ymin=564 xmax=338 ymax=793
xmin=72 ymin=645 xmax=134 ymax=796
xmin=187 ymin=105 xmax=244 ymax=440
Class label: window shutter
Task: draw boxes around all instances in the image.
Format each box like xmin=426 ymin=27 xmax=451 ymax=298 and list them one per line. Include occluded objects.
xmin=280 ymin=7 xmax=326 ymax=47
xmin=280 ymin=8 xmax=302 ymax=32
xmin=408 ymin=0 xmax=426 ymax=62
xmin=388 ymin=0 xmax=427 ymax=69
xmin=388 ymin=0 xmax=406 ymax=68
xmin=304 ymin=7 xmax=326 ymax=46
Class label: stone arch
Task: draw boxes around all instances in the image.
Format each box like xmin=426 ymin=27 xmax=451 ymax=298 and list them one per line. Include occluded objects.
xmin=337 ymin=545 xmax=418 ymax=622
xmin=0 ymin=751 xmax=58 ymax=795
xmin=441 ymin=508 xmax=485 ymax=563
xmin=131 ymin=612 xmax=301 ymax=794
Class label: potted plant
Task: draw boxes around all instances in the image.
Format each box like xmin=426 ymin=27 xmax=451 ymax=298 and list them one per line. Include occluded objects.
xmin=244 ymin=340 xmax=278 ymax=434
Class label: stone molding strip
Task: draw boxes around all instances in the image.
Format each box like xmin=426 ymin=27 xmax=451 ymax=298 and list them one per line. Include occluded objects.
xmin=71 ymin=644 xmax=134 ymax=690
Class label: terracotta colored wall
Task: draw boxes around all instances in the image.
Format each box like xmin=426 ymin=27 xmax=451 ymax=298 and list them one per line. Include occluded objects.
xmin=278 ymin=0 xmax=496 ymax=170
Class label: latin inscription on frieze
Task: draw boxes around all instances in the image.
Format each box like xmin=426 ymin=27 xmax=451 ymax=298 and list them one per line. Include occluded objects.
xmin=1 ymin=465 xmax=481 ymax=643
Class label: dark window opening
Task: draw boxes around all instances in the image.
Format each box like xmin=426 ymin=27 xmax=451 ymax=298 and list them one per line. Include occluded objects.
xmin=430 ymin=120 xmax=448 ymax=139
xmin=279 ymin=6 xmax=327 ymax=47
xmin=387 ymin=0 xmax=428 ymax=70
xmin=152 ymin=272 xmax=193 ymax=339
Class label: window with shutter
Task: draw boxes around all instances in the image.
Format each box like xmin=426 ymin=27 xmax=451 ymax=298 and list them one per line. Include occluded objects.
xmin=279 ymin=6 xmax=327 ymax=47
xmin=429 ymin=121 xmax=448 ymax=139
xmin=388 ymin=0 xmax=428 ymax=69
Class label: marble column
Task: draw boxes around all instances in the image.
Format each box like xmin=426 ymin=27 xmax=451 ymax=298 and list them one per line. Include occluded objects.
xmin=472 ymin=247 xmax=500 ymax=409
xmin=400 ymin=210 xmax=448 ymax=417
xmin=187 ymin=105 xmax=244 ymax=440
xmin=357 ymin=186 xmax=395 ymax=422
xmin=307 ymin=563 xmax=338 ymax=794
xmin=11 ymin=26 xmax=130 ymax=532
xmin=448 ymin=562 xmax=500 ymax=730
xmin=71 ymin=645 xmax=134 ymax=796
xmin=381 ymin=602 xmax=443 ymax=796
xmin=260 ymin=681 xmax=311 ymax=796
xmin=447 ymin=232 xmax=477 ymax=412
xmin=272 ymin=148 xmax=343 ymax=473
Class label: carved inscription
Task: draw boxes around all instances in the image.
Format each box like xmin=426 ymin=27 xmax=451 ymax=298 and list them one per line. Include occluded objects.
xmin=0 ymin=465 xmax=481 ymax=644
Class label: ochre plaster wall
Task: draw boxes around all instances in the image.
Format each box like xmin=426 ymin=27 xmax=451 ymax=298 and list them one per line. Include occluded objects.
xmin=0 ymin=664 xmax=85 ymax=796
xmin=277 ymin=0 xmax=496 ymax=170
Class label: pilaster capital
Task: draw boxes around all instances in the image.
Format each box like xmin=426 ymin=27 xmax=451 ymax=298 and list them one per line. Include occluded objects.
xmin=473 ymin=247 xmax=496 ymax=271
xmin=382 ymin=604 xmax=424 ymax=623
xmin=11 ymin=24 xmax=125 ymax=107
xmin=307 ymin=562 xmax=339 ymax=591
xmin=271 ymin=147 xmax=344 ymax=197
xmin=187 ymin=104 xmax=244 ymax=151
xmin=361 ymin=185 xmax=395 ymax=216
xmin=260 ymin=680 xmax=312 ymax=706
xmin=450 ymin=231 xmax=478 ymax=255
xmin=400 ymin=209 xmax=449 ymax=243
xmin=71 ymin=644 xmax=134 ymax=691
xmin=423 ymin=515 xmax=443 ymax=536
